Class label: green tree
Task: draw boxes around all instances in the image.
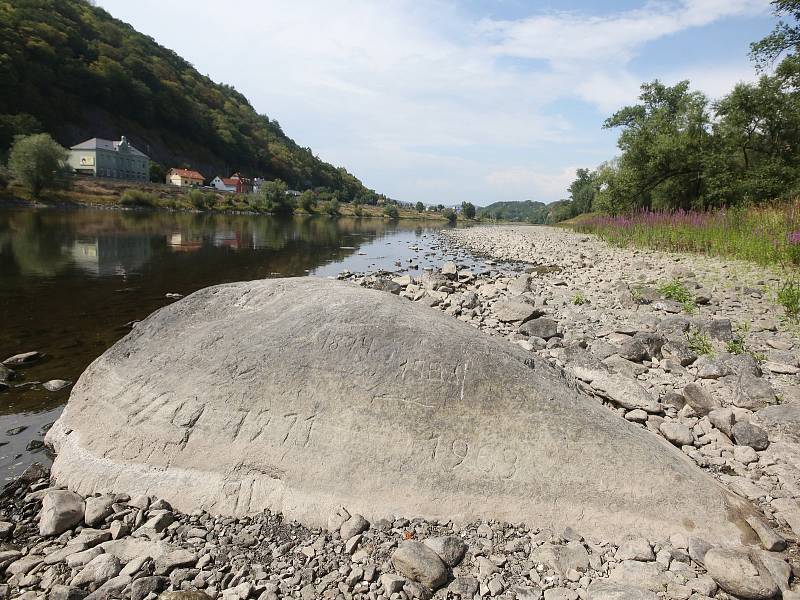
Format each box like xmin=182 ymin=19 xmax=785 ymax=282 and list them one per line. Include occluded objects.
xmin=567 ymin=168 xmax=597 ymax=214
xmin=383 ymin=204 xmax=399 ymax=219
xmin=299 ymin=190 xmax=317 ymax=213
xmin=149 ymin=161 xmax=167 ymax=184
xmin=257 ymin=179 xmax=293 ymax=215
xmin=602 ymin=80 xmax=711 ymax=212
xmin=415 ymin=201 xmax=424 ymax=212
xmin=751 ymin=1 xmax=800 ymax=67
xmin=461 ymin=201 xmax=476 ymax=219
xmin=443 ymin=208 xmax=457 ymax=224
xmin=7 ymin=133 xmax=68 ymax=197
xmin=324 ymin=198 xmax=340 ymax=216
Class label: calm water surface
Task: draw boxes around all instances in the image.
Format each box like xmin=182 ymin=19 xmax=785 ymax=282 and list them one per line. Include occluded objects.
xmin=0 ymin=207 xmax=485 ymax=480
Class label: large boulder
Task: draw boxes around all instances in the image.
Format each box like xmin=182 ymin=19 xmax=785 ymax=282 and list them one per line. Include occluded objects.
xmin=47 ymin=278 xmax=756 ymax=544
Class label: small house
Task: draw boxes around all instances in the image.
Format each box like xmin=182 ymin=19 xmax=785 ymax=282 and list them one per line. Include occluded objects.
xmin=167 ymin=168 xmax=204 ymax=187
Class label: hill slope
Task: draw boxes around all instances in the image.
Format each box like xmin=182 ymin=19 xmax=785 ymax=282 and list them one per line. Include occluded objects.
xmin=0 ymin=0 xmax=370 ymax=199
xmin=477 ymin=200 xmax=547 ymax=223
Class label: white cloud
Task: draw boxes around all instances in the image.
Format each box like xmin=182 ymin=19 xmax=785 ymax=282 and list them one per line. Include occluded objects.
xmin=485 ymin=165 xmax=581 ymax=201
xmin=96 ymin=0 xmax=770 ymax=204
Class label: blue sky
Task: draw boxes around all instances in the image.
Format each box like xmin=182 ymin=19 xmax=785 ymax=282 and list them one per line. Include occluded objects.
xmin=96 ymin=0 xmax=775 ymax=205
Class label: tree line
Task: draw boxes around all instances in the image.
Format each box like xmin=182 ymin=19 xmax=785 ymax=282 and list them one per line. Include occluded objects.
xmin=556 ymin=0 xmax=800 ymax=219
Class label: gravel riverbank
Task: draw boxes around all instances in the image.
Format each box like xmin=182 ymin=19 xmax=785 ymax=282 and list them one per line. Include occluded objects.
xmin=2 ymin=224 xmax=799 ymax=600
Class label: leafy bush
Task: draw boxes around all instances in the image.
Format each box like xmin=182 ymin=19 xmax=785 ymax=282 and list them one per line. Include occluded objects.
xmin=120 ymin=189 xmax=157 ymax=207
xmin=383 ymin=205 xmax=399 ymax=219
xmin=572 ymin=292 xmax=587 ymax=305
xmin=443 ymin=208 xmax=457 ymax=224
xmin=186 ymin=190 xmax=216 ymax=210
xmin=299 ymin=190 xmax=317 ymax=213
xmin=353 ymin=204 xmax=363 ymax=217
xmin=323 ymin=198 xmax=340 ymax=216
xmin=8 ymin=133 xmax=68 ymax=197
xmin=778 ymin=280 xmax=800 ymax=321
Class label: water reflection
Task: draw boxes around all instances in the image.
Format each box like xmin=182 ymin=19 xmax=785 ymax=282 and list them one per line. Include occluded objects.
xmin=0 ymin=207 xmax=468 ymax=479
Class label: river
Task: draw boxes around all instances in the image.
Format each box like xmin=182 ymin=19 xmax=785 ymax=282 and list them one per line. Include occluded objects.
xmin=0 ymin=207 xmax=487 ymax=480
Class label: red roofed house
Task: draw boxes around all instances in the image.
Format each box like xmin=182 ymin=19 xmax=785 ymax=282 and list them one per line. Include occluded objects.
xmin=166 ymin=168 xmax=204 ymax=187
xmin=211 ymin=173 xmax=252 ymax=194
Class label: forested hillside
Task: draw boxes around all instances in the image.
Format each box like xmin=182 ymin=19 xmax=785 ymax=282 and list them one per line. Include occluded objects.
xmin=0 ymin=0 xmax=373 ymax=200
xmin=476 ymin=199 xmax=581 ymax=224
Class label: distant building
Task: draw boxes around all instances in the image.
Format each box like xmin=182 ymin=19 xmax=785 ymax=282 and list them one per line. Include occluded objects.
xmin=67 ymin=136 xmax=149 ymax=182
xmin=167 ymin=168 xmax=204 ymax=187
xmin=210 ymin=176 xmax=237 ymax=193
xmin=210 ymin=172 xmax=252 ymax=194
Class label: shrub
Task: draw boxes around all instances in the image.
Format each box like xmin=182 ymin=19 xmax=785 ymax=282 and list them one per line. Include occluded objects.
xmin=383 ymin=205 xmax=399 ymax=219
xmin=120 ymin=189 xmax=157 ymax=207
xmin=778 ymin=280 xmax=800 ymax=321
xmin=322 ymin=199 xmax=340 ymax=216
xmin=186 ymin=190 xmax=216 ymax=210
xmin=353 ymin=204 xmax=363 ymax=217
xmin=443 ymin=208 xmax=457 ymax=224
xmin=572 ymin=292 xmax=587 ymax=305
xmin=299 ymin=190 xmax=317 ymax=213
xmin=8 ymin=133 xmax=68 ymax=197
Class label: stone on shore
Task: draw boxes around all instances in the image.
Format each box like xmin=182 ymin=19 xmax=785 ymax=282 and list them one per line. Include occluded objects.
xmin=391 ymin=540 xmax=448 ymax=590
xmin=46 ymin=278 xmax=757 ymax=543
xmin=587 ymin=580 xmax=656 ymax=600
xmin=493 ymin=296 xmax=540 ymax=323
xmin=423 ymin=535 xmax=468 ymax=567
xmin=703 ymin=547 xmax=778 ymax=599
xmin=2 ymin=351 xmax=41 ymax=366
xmin=39 ymin=489 xmax=85 ymax=536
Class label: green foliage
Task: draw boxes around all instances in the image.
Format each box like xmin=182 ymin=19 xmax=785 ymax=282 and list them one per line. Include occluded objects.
xmin=0 ymin=113 xmax=42 ymax=157
xmin=443 ymin=208 xmax=457 ymax=224
xmin=477 ymin=200 xmax=550 ymax=223
xmin=0 ymin=0 xmax=374 ymax=200
xmin=415 ymin=201 xmax=424 ymax=212
xmin=299 ymin=190 xmax=317 ymax=213
xmin=461 ymin=201 xmax=476 ymax=219
xmin=186 ymin=189 xmax=216 ymax=210
xmin=778 ymin=280 xmax=800 ymax=320
xmin=7 ymin=133 xmax=68 ymax=197
xmin=726 ymin=322 xmax=750 ymax=355
xmin=658 ymin=280 xmax=692 ymax=303
xmin=383 ymin=204 xmax=399 ymax=219
xmin=256 ymin=179 xmax=294 ymax=215
xmin=148 ymin=162 xmax=167 ymax=184
xmin=572 ymin=292 xmax=587 ymax=305
xmin=659 ymin=279 xmax=696 ymax=313
xmin=750 ymin=1 xmax=800 ymax=68
xmin=576 ymin=8 xmax=800 ymax=216
xmin=119 ymin=189 xmax=157 ymax=207
xmin=353 ymin=204 xmax=363 ymax=217
xmin=687 ymin=328 xmax=713 ymax=355
xmin=323 ymin=198 xmax=340 ymax=216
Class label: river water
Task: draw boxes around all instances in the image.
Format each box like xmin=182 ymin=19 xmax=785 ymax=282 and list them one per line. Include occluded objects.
xmin=0 ymin=207 xmax=486 ymax=480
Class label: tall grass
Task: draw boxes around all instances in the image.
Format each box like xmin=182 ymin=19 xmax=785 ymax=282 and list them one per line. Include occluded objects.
xmin=572 ymin=201 xmax=800 ymax=268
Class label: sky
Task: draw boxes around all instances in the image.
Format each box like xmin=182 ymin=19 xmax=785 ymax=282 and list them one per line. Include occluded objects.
xmin=96 ymin=0 xmax=776 ymax=206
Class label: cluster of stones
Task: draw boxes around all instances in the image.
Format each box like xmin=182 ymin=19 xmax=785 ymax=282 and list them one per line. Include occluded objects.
xmin=334 ymin=225 xmax=800 ymax=594
xmin=0 ymin=463 xmax=791 ymax=600
xmin=1 ymin=351 xmax=71 ymax=396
